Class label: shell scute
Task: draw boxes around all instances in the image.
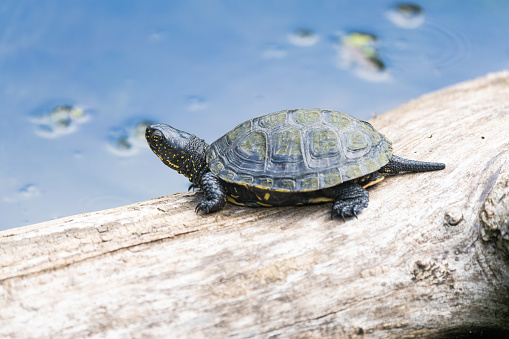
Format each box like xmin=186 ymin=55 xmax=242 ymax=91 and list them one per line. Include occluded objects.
xmin=272 ymin=127 xmax=303 ymax=159
xmin=258 ymin=112 xmax=286 ymax=129
xmin=324 ymin=110 xmax=352 ymax=130
xmin=236 ymin=131 xmax=267 ymax=162
xmin=292 ymin=109 xmax=321 ymax=125
xmin=309 ymin=128 xmax=340 ymax=159
xmin=346 ymin=130 xmax=369 ymax=152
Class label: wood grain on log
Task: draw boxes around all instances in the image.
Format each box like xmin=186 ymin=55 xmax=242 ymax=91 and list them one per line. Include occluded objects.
xmin=1 ymin=72 xmax=509 ymax=338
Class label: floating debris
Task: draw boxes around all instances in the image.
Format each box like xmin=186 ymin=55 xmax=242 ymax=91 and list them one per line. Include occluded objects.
xmin=334 ymin=31 xmax=390 ymax=82
xmin=288 ymin=29 xmax=320 ymax=47
xmin=107 ymin=119 xmax=154 ymax=156
xmin=30 ymin=105 xmax=90 ymax=138
xmin=386 ymin=3 xmax=425 ymax=29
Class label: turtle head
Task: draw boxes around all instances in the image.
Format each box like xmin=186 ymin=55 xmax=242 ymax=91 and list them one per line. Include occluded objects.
xmin=146 ymin=123 xmax=194 ymax=170
xmin=146 ymin=123 xmax=208 ymax=183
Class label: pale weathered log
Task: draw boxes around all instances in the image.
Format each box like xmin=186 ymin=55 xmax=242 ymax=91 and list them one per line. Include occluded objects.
xmin=1 ymin=72 xmax=509 ymax=339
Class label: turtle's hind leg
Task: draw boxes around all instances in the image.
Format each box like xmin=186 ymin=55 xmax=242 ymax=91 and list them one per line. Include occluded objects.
xmin=328 ymin=182 xmax=369 ymax=221
xmin=380 ymin=155 xmax=445 ymax=174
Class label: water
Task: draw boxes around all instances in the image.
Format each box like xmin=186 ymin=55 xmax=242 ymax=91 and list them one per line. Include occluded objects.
xmin=1 ymin=0 xmax=508 ymax=230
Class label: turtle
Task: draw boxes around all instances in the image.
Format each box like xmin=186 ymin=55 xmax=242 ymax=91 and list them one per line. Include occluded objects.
xmin=145 ymin=108 xmax=445 ymax=219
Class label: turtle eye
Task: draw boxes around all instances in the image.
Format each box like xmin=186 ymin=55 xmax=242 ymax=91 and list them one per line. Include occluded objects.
xmin=151 ymin=134 xmax=160 ymax=142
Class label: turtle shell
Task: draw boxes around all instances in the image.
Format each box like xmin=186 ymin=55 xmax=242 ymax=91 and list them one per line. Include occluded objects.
xmin=206 ymin=109 xmax=392 ymax=192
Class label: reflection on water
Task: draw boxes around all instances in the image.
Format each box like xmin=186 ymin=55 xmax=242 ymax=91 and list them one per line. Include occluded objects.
xmin=2 ymin=184 xmax=40 ymax=205
xmin=107 ymin=120 xmax=154 ymax=156
xmin=334 ymin=32 xmax=390 ymax=82
xmin=288 ymin=29 xmax=320 ymax=47
xmin=19 ymin=184 xmax=40 ymax=199
xmin=30 ymin=105 xmax=90 ymax=138
xmin=0 ymin=1 xmax=507 ymax=230
xmin=386 ymin=3 xmax=425 ymax=29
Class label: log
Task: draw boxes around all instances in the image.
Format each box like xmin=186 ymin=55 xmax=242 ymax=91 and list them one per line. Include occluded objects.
xmin=1 ymin=71 xmax=509 ymax=338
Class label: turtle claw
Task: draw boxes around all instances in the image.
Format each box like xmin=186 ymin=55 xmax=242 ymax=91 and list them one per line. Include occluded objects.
xmin=330 ymin=182 xmax=369 ymax=221
xmin=332 ymin=202 xmax=363 ymax=221
xmin=331 ymin=203 xmax=349 ymax=221
xmin=329 ymin=206 xmax=346 ymax=222
xmin=332 ymin=200 xmax=367 ymax=221
xmin=195 ymin=202 xmax=210 ymax=214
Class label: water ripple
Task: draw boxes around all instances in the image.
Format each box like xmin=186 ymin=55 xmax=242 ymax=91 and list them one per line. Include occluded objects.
xmin=418 ymin=19 xmax=473 ymax=70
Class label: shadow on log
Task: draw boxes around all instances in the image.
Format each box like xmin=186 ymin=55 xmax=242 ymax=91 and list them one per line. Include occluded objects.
xmin=1 ymin=72 xmax=509 ymax=338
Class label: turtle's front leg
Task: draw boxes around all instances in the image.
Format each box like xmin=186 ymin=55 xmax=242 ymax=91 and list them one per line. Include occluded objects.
xmin=329 ymin=182 xmax=369 ymax=220
xmin=195 ymin=172 xmax=227 ymax=213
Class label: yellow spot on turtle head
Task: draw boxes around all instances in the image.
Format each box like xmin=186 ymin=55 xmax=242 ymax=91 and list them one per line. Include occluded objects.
xmin=264 ymin=193 xmax=271 ymax=201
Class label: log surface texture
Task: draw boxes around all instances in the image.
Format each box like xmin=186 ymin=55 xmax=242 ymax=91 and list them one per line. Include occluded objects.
xmin=1 ymin=72 xmax=509 ymax=338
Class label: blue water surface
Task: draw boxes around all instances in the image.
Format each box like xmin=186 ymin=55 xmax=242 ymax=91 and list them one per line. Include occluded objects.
xmin=1 ymin=0 xmax=508 ymax=230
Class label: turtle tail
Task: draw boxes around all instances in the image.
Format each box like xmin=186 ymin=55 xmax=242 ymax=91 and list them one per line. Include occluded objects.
xmin=379 ymin=155 xmax=445 ymax=174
